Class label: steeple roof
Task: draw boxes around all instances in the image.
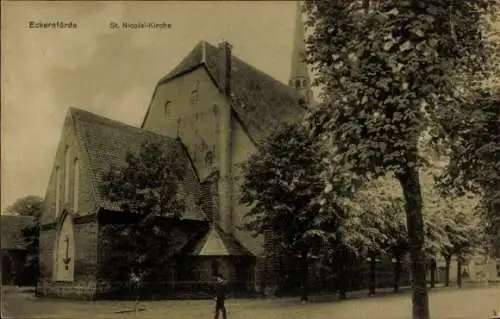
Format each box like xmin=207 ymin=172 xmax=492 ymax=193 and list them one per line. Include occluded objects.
xmin=289 ymin=1 xmax=310 ymax=82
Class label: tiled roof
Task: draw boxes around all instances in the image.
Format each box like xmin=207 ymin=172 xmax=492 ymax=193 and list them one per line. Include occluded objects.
xmin=155 ymin=41 xmax=306 ymax=143
xmin=184 ymin=225 xmax=254 ymax=257
xmin=70 ymin=108 xmax=206 ymax=221
xmin=0 ymin=215 xmax=35 ymax=250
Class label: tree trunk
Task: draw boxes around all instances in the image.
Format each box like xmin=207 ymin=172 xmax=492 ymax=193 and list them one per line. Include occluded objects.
xmin=338 ymin=265 xmax=347 ymax=299
xmin=393 ymin=256 xmax=402 ymax=293
xmin=300 ymin=252 xmax=309 ymax=302
xmin=369 ymin=252 xmax=376 ymax=295
xmin=444 ymin=255 xmax=451 ymax=287
xmin=430 ymin=258 xmax=436 ymax=289
xmin=397 ymin=163 xmax=430 ymax=319
xmin=337 ymin=248 xmax=347 ymax=300
xmin=457 ymin=254 xmax=462 ymax=288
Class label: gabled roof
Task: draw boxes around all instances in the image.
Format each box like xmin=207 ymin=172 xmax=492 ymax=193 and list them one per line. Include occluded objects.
xmin=69 ymin=107 xmax=206 ymax=221
xmin=184 ymin=225 xmax=254 ymax=257
xmin=1 ymin=215 xmax=35 ymax=250
xmin=150 ymin=41 xmax=306 ymax=143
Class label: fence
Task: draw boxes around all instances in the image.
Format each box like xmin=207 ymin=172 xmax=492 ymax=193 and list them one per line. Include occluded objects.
xmin=98 ymin=280 xmax=256 ymax=300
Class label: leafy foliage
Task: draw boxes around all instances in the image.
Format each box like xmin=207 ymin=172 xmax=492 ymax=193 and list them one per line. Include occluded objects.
xmin=240 ymin=123 xmax=326 ymax=297
xmin=5 ymin=195 xmax=44 ymax=284
xmin=241 ymin=123 xmax=325 ymax=259
xmin=5 ymin=195 xmax=44 ymax=218
xmin=100 ymin=140 xmax=187 ymax=285
xmin=436 ymin=90 xmax=500 ymax=243
xmin=422 ymin=168 xmax=484 ymax=258
xmin=303 ymin=1 xmax=498 ymax=316
xmin=352 ymin=175 xmax=408 ymax=256
xmin=102 ymin=140 xmax=186 ymax=217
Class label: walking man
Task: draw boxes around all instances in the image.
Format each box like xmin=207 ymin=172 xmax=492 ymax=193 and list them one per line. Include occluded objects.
xmin=213 ymin=274 xmax=227 ymax=319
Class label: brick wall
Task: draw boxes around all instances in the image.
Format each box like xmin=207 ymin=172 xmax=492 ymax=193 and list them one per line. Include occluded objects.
xmin=38 ymin=108 xmax=101 ymax=299
xmin=96 ymin=214 xmax=207 ymax=297
xmin=37 ymin=217 xmax=99 ymax=299
xmin=41 ymin=111 xmax=98 ymax=226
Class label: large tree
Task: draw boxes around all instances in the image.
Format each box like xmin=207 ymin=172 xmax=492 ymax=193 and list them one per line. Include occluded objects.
xmin=436 ymin=90 xmax=500 ymax=255
xmin=100 ymin=139 xmax=187 ymax=288
xmin=5 ymin=195 xmax=44 ymax=284
xmin=240 ymin=123 xmax=325 ymax=301
xmin=348 ymin=176 xmax=407 ymax=295
xmin=304 ymin=1 xmax=498 ymax=317
xmin=4 ymin=195 xmax=44 ymax=218
xmin=4 ymin=195 xmax=44 ymax=285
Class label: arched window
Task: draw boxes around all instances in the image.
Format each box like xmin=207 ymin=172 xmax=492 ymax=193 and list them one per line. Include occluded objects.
xmin=295 ymin=79 xmax=301 ymax=88
xmin=73 ymin=158 xmax=79 ymax=213
xmin=205 ymin=151 xmax=214 ymax=167
xmin=190 ymin=90 xmax=199 ymax=106
xmin=55 ymin=167 xmax=61 ymax=218
xmin=64 ymin=147 xmax=71 ymax=203
xmin=164 ymin=101 xmax=171 ymax=117
xmin=190 ymin=80 xmax=200 ymax=106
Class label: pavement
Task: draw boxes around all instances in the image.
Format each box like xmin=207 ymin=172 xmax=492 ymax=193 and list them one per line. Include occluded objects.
xmin=1 ymin=284 xmax=499 ymax=319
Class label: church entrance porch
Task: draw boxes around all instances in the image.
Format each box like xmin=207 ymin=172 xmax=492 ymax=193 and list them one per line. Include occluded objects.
xmin=109 ymin=225 xmax=258 ymax=300
xmin=173 ymin=255 xmax=256 ymax=298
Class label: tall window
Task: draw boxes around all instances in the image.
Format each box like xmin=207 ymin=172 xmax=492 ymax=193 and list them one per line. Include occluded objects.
xmin=164 ymin=100 xmax=171 ymax=117
xmin=176 ymin=118 xmax=183 ymax=137
xmin=55 ymin=167 xmax=61 ymax=217
xmin=205 ymin=151 xmax=214 ymax=167
xmin=73 ymin=158 xmax=79 ymax=213
xmin=64 ymin=147 xmax=70 ymax=203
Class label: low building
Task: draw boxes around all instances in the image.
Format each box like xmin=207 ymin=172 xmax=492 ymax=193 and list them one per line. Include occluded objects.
xmin=1 ymin=215 xmax=36 ymax=286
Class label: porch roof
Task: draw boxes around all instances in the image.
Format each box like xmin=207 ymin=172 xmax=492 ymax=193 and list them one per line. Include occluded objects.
xmin=186 ymin=225 xmax=254 ymax=257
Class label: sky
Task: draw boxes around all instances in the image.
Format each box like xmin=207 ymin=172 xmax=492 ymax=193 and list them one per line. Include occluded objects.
xmin=1 ymin=1 xmax=303 ymax=211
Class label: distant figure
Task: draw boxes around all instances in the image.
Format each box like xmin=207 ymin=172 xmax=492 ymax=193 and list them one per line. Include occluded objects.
xmin=213 ymin=274 xmax=227 ymax=319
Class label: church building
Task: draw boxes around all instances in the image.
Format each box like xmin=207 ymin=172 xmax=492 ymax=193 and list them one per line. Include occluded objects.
xmin=36 ymin=3 xmax=313 ymax=299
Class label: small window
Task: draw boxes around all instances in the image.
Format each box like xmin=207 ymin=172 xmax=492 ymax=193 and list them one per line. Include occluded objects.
xmin=164 ymin=101 xmax=171 ymax=117
xmin=190 ymin=90 xmax=199 ymax=106
xmin=190 ymin=81 xmax=200 ymax=106
xmin=299 ymin=51 xmax=306 ymax=62
xmin=205 ymin=151 xmax=214 ymax=167
xmin=298 ymin=97 xmax=306 ymax=107
xmin=295 ymin=79 xmax=301 ymax=88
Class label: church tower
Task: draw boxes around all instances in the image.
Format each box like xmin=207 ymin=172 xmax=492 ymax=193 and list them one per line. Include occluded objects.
xmin=288 ymin=1 xmax=313 ymax=106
